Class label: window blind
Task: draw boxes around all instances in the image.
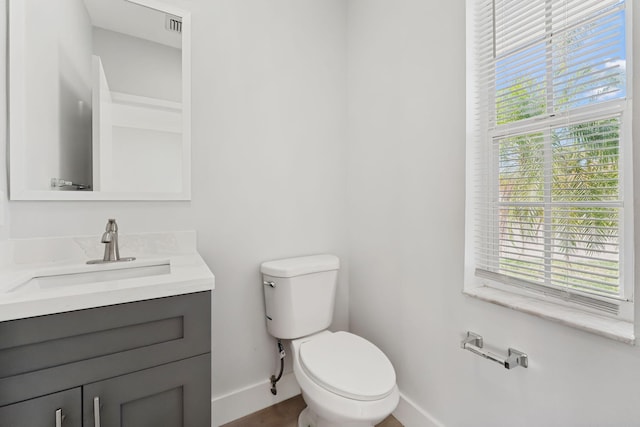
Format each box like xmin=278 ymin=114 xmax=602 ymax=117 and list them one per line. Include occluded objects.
xmin=468 ymin=0 xmax=632 ymax=313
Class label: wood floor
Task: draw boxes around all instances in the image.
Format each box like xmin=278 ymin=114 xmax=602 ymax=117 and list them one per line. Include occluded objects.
xmin=221 ymin=395 xmax=402 ymax=427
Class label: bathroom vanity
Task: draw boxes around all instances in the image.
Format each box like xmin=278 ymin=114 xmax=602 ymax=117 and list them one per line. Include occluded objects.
xmin=0 ymin=292 xmax=210 ymax=426
xmin=3 ymin=0 xmax=209 ymax=420
xmin=0 ymin=231 xmax=214 ymax=426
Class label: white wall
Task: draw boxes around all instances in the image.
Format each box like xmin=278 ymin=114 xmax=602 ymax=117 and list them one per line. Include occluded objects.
xmin=347 ymin=0 xmax=640 ymax=426
xmin=0 ymin=0 xmax=6 ymax=238
xmin=57 ymin=0 xmax=93 ymax=187
xmin=23 ymin=0 xmax=93 ymax=189
xmin=190 ymin=0 xmax=348 ymax=400
xmin=92 ymin=27 xmax=182 ymax=102
xmin=3 ymin=0 xmax=348 ymax=417
xmin=7 ymin=0 xmax=640 ymax=425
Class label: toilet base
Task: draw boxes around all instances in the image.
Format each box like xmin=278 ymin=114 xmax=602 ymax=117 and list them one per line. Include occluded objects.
xmin=297 ymin=407 xmax=377 ymax=427
xmin=298 ymin=407 xmax=314 ymax=427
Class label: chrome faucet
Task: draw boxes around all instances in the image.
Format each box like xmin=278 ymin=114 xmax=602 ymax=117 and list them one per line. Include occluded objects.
xmin=87 ymin=219 xmax=136 ymax=264
xmin=102 ymin=219 xmax=120 ymax=261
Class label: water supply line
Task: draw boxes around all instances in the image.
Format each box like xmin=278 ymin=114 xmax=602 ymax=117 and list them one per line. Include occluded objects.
xmin=270 ymin=340 xmax=286 ymax=395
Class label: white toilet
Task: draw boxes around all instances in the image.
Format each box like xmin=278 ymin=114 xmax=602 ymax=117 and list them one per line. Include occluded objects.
xmin=261 ymin=254 xmax=399 ymax=427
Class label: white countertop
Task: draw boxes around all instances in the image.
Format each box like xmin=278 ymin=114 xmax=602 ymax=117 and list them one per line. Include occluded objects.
xmin=0 ymin=231 xmax=214 ymax=321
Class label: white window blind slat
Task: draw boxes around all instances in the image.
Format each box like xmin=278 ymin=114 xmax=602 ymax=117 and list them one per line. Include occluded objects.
xmin=468 ymin=0 xmax=632 ymax=315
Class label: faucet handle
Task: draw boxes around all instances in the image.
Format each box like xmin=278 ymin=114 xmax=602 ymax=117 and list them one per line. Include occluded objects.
xmin=105 ymin=218 xmax=118 ymax=232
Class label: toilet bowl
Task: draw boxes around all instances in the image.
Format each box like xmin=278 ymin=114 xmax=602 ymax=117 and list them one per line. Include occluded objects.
xmin=291 ymin=331 xmax=399 ymax=427
xmin=261 ymin=255 xmax=399 ymax=427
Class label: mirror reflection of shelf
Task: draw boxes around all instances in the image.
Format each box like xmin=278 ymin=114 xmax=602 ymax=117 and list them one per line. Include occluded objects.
xmin=92 ymin=55 xmax=182 ymax=194
xmin=110 ymin=92 xmax=182 ymax=133
xmin=50 ymin=178 xmax=91 ymax=191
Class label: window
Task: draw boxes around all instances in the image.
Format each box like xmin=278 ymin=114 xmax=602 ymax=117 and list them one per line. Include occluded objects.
xmin=466 ymin=0 xmax=634 ymax=326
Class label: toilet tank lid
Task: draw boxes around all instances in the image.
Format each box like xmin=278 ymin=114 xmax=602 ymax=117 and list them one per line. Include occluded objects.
xmin=260 ymin=254 xmax=340 ymax=278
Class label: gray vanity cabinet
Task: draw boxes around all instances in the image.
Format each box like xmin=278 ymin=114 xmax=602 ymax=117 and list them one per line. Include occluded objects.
xmin=0 ymin=387 xmax=81 ymax=427
xmin=83 ymin=354 xmax=210 ymax=427
xmin=0 ymin=291 xmax=211 ymax=427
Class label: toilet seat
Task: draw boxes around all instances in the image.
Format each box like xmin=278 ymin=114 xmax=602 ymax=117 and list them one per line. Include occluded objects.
xmin=299 ymin=331 xmax=396 ymax=401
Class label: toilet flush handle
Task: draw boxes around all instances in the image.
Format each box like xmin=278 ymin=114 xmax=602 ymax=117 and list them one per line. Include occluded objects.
xmin=263 ymin=281 xmax=275 ymax=288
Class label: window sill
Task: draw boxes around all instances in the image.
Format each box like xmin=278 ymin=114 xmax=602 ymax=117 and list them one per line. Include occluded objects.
xmin=463 ymin=286 xmax=635 ymax=345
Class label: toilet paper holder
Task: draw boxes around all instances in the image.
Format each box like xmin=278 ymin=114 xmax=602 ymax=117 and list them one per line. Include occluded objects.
xmin=461 ymin=331 xmax=528 ymax=369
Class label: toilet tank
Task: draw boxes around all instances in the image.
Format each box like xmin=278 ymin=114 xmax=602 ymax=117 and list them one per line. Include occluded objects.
xmin=261 ymin=254 xmax=340 ymax=339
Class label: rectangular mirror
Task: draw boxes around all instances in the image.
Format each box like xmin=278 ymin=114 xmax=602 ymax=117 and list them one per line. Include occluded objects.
xmin=9 ymin=0 xmax=191 ymax=200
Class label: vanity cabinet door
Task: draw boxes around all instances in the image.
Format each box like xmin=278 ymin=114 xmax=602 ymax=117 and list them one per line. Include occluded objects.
xmin=83 ymin=353 xmax=210 ymax=427
xmin=0 ymin=387 xmax=81 ymax=427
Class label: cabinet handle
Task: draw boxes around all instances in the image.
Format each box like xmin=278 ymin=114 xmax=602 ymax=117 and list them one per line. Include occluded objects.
xmin=55 ymin=409 xmax=63 ymax=427
xmin=93 ymin=397 xmax=101 ymax=427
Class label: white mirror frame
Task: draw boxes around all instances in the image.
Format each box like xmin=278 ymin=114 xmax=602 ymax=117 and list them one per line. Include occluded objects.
xmin=8 ymin=0 xmax=192 ymax=200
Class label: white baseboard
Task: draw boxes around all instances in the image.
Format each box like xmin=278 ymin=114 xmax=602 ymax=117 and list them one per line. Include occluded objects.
xmin=393 ymin=392 xmax=444 ymax=427
xmin=211 ymin=372 xmax=301 ymax=426
xmin=212 ymin=376 xmax=443 ymax=427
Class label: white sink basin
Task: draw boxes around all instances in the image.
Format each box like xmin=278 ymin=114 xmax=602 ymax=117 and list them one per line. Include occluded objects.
xmin=10 ymin=260 xmax=171 ymax=293
xmin=0 ymin=231 xmax=214 ymax=323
